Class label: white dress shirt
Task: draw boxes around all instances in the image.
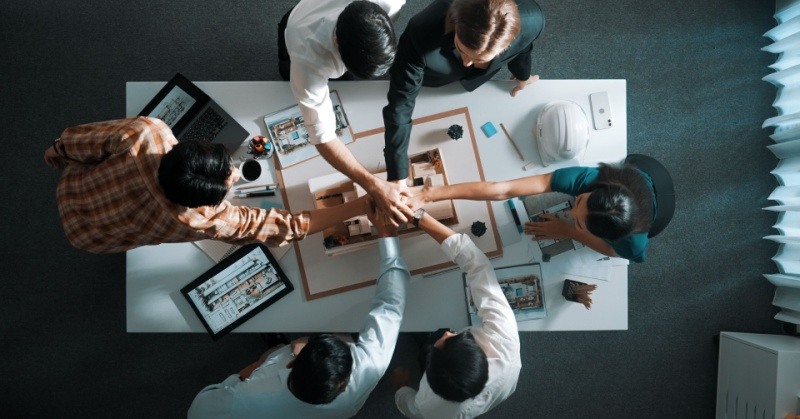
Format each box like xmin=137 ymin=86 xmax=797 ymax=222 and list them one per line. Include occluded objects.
xmin=395 ymin=234 xmax=521 ymax=419
xmin=285 ymin=0 xmax=405 ymax=144
xmin=188 ymin=237 xmax=409 ymax=419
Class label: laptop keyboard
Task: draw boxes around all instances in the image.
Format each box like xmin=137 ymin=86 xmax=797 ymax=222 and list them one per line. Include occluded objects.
xmin=182 ymin=108 xmax=228 ymax=142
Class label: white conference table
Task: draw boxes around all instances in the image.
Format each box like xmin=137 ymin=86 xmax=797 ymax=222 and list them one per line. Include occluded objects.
xmin=126 ymin=79 xmax=628 ymax=333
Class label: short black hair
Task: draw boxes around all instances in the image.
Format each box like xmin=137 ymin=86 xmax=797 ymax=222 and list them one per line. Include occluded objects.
xmin=158 ymin=140 xmax=232 ymax=208
xmin=336 ymin=1 xmax=397 ymax=79
xmin=288 ymin=334 xmax=353 ymax=405
xmin=426 ymin=331 xmax=488 ymax=402
xmin=582 ymin=162 xmax=654 ymax=241
xmin=584 ymin=182 xmax=638 ymax=242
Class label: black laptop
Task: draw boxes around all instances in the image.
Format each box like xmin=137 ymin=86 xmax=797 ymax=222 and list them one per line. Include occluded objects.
xmin=138 ymin=73 xmax=249 ymax=152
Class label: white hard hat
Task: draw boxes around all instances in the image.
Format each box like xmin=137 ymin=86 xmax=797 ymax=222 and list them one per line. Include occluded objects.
xmin=534 ymin=100 xmax=590 ymax=166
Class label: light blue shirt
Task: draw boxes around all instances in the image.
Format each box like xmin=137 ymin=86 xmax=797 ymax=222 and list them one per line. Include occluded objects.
xmin=188 ymin=237 xmax=409 ymax=418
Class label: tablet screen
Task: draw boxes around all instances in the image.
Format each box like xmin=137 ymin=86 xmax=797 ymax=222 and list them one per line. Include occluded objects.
xmin=181 ymin=244 xmax=293 ymax=339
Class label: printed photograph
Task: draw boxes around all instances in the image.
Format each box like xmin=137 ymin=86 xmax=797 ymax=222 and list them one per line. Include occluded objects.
xmin=465 ymin=263 xmax=546 ymax=325
xmin=264 ymin=90 xmax=353 ymax=168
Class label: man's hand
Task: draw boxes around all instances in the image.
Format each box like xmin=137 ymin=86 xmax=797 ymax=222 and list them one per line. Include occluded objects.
xmin=368 ymin=178 xmax=413 ymax=226
xmin=510 ymin=74 xmax=540 ymax=97
xmin=390 ymin=367 xmax=411 ymax=391
xmin=44 ymin=146 xmax=67 ymax=170
xmin=291 ymin=336 xmax=309 ymax=357
xmin=366 ymin=197 xmax=398 ymax=237
xmin=523 ymin=213 xmax=573 ymax=240
xmin=238 ymin=360 xmax=261 ymax=380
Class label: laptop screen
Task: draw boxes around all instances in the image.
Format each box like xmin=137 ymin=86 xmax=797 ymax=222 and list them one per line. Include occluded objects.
xmin=138 ymin=73 xmax=211 ymax=136
xmin=145 ymin=85 xmax=197 ymax=129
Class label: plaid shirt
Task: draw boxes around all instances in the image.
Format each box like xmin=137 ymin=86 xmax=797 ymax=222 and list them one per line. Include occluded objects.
xmin=51 ymin=117 xmax=310 ymax=253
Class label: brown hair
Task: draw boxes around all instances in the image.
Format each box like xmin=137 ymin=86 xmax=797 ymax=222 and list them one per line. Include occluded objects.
xmin=445 ymin=0 xmax=521 ymax=56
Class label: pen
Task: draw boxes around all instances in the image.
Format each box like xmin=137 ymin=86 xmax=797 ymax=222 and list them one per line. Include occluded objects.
xmin=236 ymin=185 xmax=277 ymax=193
xmin=507 ymin=199 xmax=523 ymax=233
xmin=235 ymin=190 xmax=276 ymax=198
xmin=499 ymin=123 xmax=525 ymax=161
xmin=236 ymin=183 xmax=277 ymax=191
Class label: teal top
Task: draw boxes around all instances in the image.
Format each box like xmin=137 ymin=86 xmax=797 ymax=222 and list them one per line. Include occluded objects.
xmin=550 ymin=167 xmax=656 ymax=263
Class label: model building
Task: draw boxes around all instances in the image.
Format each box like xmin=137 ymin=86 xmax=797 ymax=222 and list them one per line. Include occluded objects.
xmin=310 ymin=149 xmax=459 ymax=255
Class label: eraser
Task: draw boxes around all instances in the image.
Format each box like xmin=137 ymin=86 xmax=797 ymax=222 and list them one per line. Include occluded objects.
xmin=481 ymin=122 xmax=497 ymax=137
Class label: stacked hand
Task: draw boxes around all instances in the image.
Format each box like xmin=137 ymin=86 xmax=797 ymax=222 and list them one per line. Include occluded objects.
xmin=524 ymin=213 xmax=573 ymax=240
xmin=366 ymin=197 xmax=398 ymax=237
xmin=369 ymin=179 xmax=414 ymax=227
xmin=404 ymin=185 xmax=431 ymax=211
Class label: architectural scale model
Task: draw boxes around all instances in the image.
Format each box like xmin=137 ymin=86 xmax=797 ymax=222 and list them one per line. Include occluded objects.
xmin=310 ymin=148 xmax=458 ymax=255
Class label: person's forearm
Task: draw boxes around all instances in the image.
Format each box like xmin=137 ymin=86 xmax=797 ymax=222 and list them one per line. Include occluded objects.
xmin=316 ymin=140 xmax=380 ymax=192
xmin=507 ymin=44 xmax=533 ymax=80
xmin=569 ymin=228 xmax=619 ymax=258
xmin=382 ymin=120 xmax=411 ymax=181
xmin=307 ymin=196 xmax=368 ymax=235
xmin=58 ymin=118 xmax=138 ymax=164
xmin=424 ymin=174 xmax=552 ymax=203
xmin=431 ymin=182 xmax=512 ymax=202
xmin=417 ymin=213 xmax=454 ymax=244
xmin=384 ymin=31 xmax=425 ymax=181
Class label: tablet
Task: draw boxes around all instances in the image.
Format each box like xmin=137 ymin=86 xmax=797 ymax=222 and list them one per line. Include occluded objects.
xmin=181 ymin=244 xmax=293 ymax=340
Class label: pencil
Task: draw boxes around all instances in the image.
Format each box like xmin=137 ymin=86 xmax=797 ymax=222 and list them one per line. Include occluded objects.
xmin=499 ymin=123 xmax=525 ymax=161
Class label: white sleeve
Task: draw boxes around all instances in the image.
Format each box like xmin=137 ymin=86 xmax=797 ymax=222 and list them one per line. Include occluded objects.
xmin=186 ymin=374 xmax=239 ymax=419
xmin=289 ymin=60 xmax=338 ymax=144
xmin=373 ymin=0 xmax=405 ymax=19
xmin=440 ymin=234 xmax=520 ymax=362
xmin=353 ymin=237 xmax=409 ymax=377
xmin=394 ymin=386 xmax=424 ymax=418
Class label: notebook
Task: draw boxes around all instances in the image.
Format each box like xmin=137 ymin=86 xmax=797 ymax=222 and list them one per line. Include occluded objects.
xmin=138 ymin=73 xmax=249 ymax=152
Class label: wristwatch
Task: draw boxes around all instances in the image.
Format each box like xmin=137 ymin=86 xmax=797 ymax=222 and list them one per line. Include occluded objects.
xmin=412 ymin=208 xmax=426 ymax=227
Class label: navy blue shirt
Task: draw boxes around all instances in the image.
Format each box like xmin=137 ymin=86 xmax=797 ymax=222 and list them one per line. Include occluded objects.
xmin=382 ymin=0 xmax=545 ymax=180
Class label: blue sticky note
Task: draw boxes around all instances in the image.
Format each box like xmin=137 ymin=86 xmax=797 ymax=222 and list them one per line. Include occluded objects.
xmin=481 ymin=122 xmax=497 ymax=137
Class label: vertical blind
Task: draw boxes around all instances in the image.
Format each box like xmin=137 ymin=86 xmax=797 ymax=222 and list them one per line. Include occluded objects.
xmin=762 ymin=0 xmax=800 ymax=327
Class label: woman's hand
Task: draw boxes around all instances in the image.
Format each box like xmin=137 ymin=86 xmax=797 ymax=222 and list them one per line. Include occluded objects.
xmin=405 ymin=185 xmax=433 ymax=211
xmin=510 ymin=74 xmax=540 ymax=97
xmin=523 ymin=213 xmax=574 ymax=240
